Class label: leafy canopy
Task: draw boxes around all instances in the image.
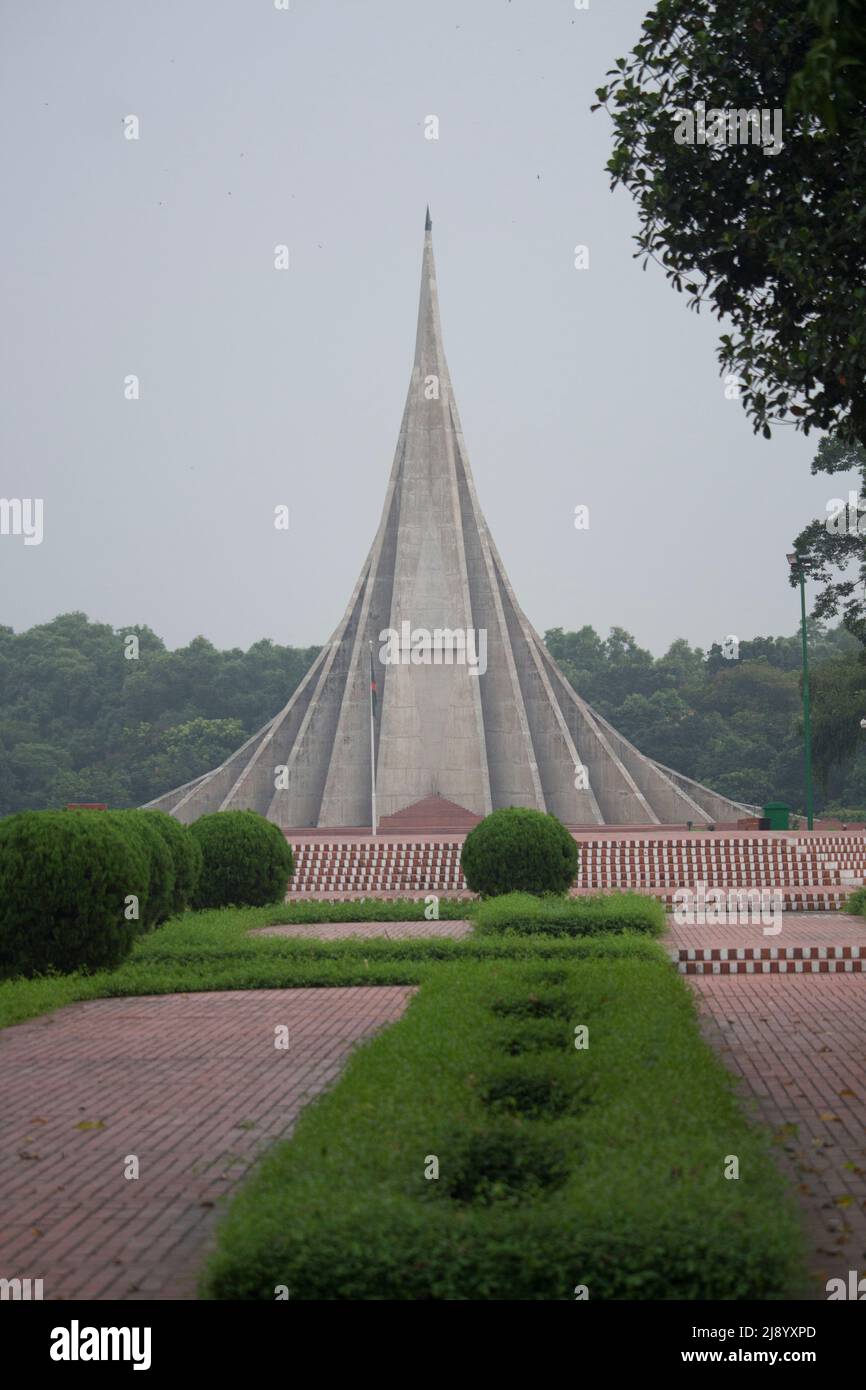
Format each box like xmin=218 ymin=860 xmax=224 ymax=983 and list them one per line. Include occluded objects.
xmin=598 ymin=0 xmax=866 ymax=446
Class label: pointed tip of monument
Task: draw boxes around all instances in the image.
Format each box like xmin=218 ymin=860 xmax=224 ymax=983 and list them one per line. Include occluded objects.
xmin=425 ymin=205 xmax=432 ymax=232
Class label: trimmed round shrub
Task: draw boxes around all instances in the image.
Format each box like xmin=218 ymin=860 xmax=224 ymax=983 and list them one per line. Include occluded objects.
xmin=141 ymin=809 xmax=202 ymax=914
xmin=188 ymin=810 xmax=294 ymax=909
xmin=461 ymin=807 xmax=578 ymax=897
xmin=102 ymin=810 xmax=175 ymax=929
xmin=0 ymin=810 xmax=147 ymax=978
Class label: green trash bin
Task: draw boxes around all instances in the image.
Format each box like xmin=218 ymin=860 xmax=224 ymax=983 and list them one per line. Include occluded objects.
xmin=763 ymin=802 xmax=790 ymax=830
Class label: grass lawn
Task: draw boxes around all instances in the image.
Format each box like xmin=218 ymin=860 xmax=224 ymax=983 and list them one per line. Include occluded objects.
xmin=0 ymin=888 xmax=807 ymax=1300
xmin=201 ymin=950 xmax=805 ymax=1300
xmin=0 ymin=897 xmax=664 ymax=1030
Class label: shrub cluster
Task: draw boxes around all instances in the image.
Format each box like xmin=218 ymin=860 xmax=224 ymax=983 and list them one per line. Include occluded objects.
xmin=188 ymin=810 xmax=294 ymax=909
xmin=0 ymin=811 xmax=144 ymax=978
xmin=0 ymin=808 xmax=201 ymax=979
xmin=145 ymin=809 xmax=203 ymax=916
xmin=461 ymin=807 xmax=578 ymax=897
xmin=474 ymin=890 xmax=665 ymax=937
xmin=844 ymin=884 xmax=866 ymax=916
xmin=102 ymin=811 xmax=173 ymax=930
xmin=202 ymin=955 xmax=803 ymax=1300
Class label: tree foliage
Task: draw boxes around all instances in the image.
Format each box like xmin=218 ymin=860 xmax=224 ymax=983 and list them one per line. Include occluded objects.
xmin=3 ymin=611 xmax=866 ymax=822
xmin=598 ymin=0 xmax=866 ymax=446
xmin=545 ymin=620 xmax=861 ymax=809
xmin=0 ymin=613 xmax=319 ymax=816
xmin=787 ymin=1 xmax=866 ymax=129
xmin=789 ymin=434 xmax=866 ymax=640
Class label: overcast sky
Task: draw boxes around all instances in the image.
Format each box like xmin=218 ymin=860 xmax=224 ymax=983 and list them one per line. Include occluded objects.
xmin=0 ymin=0 xmax=842 ymax=657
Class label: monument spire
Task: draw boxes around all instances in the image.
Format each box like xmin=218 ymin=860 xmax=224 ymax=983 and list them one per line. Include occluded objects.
xmin=146 ymin=220 xmax=754 ymax=830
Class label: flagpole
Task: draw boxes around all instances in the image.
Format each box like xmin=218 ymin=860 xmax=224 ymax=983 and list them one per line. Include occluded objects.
xmin=368 ymin=640 xmax=378 ymax=836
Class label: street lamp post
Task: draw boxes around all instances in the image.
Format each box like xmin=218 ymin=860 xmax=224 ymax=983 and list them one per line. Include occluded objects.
xmin=787 ymin=552 xmax=814 ymax=831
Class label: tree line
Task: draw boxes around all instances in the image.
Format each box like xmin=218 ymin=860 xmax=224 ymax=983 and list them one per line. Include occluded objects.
xmin=1 ymin=611 xmax=863 ymax=820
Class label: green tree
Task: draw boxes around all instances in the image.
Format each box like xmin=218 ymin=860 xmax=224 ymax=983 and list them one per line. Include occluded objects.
xmin=787 ymin=0 xmax=866 ymax=129
xmin=145 ymin=717 xmax=247 ymax=790
xmin=598 ymin=0 xmax=866 ymax=446
xmin=0 ymin=614 xmax=319 ymax=815
xmin=790 ymin=435 xmax=866 ymax=640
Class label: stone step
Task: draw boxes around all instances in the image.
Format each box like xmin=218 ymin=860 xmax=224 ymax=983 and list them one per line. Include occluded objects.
xmin=676 ymin=957 xmax=866 ymax=974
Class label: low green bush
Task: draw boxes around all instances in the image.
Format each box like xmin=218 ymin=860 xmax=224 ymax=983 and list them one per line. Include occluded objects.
xmin=474 ymin=890 xmax=665 ymax=937
xmin=143 ymin=809 xmax=202 ymax=914
xmin=102 ymin=810 xmax=174 ymax=929
xmin=845 ymin=884 xmax=866 ymax=915
xmin=461 ymin=807 xmax=578 ymax=897
xmin=0 ymin=811 xmax=145 ymax=979
xmin=189 ymin=810 xmax=294 ymax=909
xmin=202 ymin=956 xmax=804 ymax=1300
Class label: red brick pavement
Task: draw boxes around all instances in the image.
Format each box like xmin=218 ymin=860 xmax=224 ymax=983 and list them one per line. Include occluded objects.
xmin=0 ymin=987 xmax=413 ymax=1300
xmin=687 ymin=973 xmax=866 ymax=1298
xmin=666 ymin=911 xmax=866 ymax=953
xmin=252 ymin=920 xmax=473 ymax=939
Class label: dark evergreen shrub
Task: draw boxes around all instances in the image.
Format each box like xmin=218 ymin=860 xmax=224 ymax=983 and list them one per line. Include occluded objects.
xmin=101 ymin=810 xmax=174 ymax=928
xmin=460 ymin=807 xmax=578 ymax=897
xmin=188 ymin=810 xmax=294 ymax=909
xmin=0 ymin=810 xmax=146 ymax=978
xmin=141 ymin=809 xmax=202 ymax=914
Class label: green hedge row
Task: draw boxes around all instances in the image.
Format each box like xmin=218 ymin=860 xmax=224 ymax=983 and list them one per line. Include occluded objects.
xmin=202 ymin=952 xmax=803 ymax=1300
xmin=0 ymin=808 xmax=201 ymax=980
xmin=0 ymin=806 xmax=296 ymax=980
xmin=474 ymin=890 xmax=666 ymax=937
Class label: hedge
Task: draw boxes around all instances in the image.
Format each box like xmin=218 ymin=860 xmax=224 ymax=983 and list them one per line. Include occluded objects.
xmin=474 ymin=891 xmax=666 ymax=937
xmin=461 ymin=807 xmax=578 ymax=897
xmin=844 ymin=885 xmax=866 ymax=916
xmin=0 ymin=810 xmax=145 ymax=979
xmin=202 ymin=953 xmax=803 ymax=1300
xmin=101 ymin=810 xmax=174 ymax=929
xmin=141 ymin=809 xmax=202 ymax=915
xmin=189 ymin=810 xmax=294 ymax=909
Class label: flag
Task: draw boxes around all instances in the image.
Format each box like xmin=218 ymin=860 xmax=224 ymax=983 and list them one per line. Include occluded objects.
xmin=369 ymin=645 xmax=378 ymax=717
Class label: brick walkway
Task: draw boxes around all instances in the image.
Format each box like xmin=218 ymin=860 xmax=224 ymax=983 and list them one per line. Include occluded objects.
xmin=688 ymin=973 xmax=866 ymax=1297
xmin=252 ymin=920 xmax=473 ymax=939
xmin=665 ymin=910 xmax=866 ymax=972
xmin=0 ymin=987 xmax=413 ymax=1300
xmin=666 ymin=911 xmax=866 ymax=952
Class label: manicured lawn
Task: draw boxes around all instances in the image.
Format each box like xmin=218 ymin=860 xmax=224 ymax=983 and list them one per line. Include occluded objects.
xmin=0 ymin=889 xmax=807 ymax=1301
xmin=201 ymin=950 xmax=805 ymax=1300
xmin=0 ymin=899 xmax=662 ymax=1030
